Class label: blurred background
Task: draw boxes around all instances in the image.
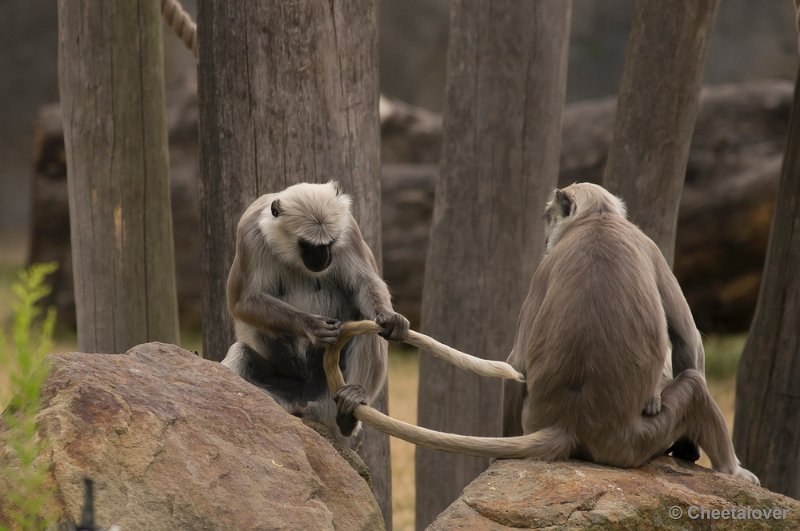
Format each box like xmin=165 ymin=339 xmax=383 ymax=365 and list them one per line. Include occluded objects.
xmin=1 ymin=1 xmax=797 ymax=529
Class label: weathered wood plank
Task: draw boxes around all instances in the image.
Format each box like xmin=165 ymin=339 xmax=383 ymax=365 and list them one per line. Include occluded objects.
xmin=57 ymin=0 xmax=179 ymax=352
xmin=602 ymin=0 xmax=719 ymax=265
xmin=734 ymin=65 xmax=800 ymax=499
xmin=196 ymin=0 xmax=392 ymax=524
xmin=415 ymin=1 xmax=572 ymax=527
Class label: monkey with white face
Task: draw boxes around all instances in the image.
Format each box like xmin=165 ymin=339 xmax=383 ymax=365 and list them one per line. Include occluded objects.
xmin=501 ymin=183 xmax=757 ymax=483
xmin=222 ymin=182 xmax=408 ymax=442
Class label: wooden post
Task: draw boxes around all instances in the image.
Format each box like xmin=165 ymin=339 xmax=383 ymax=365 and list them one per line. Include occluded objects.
xmin=196 ymin=0 xmax=391 ymax=524
xmin=734 ymin=64 xmax=800 ymax=498
xmin=415 ymin=1 xmax=571 ymax=527
xmin=57 ymin=0 xmax=179 ymax=353
xmin=602 ymin=0 xmax=719 ymax=265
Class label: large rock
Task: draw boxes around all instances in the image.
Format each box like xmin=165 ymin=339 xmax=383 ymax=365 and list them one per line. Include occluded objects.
xmin=429 ymin=458 xmax=800 ymax=530
xmin=0 ymin=343 xmax=383 ymax=530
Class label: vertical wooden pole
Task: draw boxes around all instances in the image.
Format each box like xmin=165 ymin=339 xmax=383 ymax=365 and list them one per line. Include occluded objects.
xmin=197 ymin=0 xmax=391 ymax=524
xmin=415 ymin=1 xmax=571 ymax=527
xmin=734 ymin=64 xmax=800 ymax=498
xmin=602 ymin=0 xmax=719 ymax=265
xmin=58 ymin=0 xmax=179 ymax=353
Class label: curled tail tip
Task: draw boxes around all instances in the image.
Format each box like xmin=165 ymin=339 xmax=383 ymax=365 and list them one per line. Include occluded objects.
xmin=499 ymin=365 xmax=525 ymax=382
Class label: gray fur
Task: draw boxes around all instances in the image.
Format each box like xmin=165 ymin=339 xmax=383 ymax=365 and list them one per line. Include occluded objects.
xmin=502 ymin=183 xmax=757 ymax=484
xmin=222 ymin=182 xmax=408 ymax=443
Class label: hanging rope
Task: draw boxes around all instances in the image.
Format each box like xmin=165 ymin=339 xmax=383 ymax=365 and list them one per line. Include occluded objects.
xmin=795 ymin=0 xmax=800 ymax=54
xmin=161 ymin=0 xmax=197 ymax=59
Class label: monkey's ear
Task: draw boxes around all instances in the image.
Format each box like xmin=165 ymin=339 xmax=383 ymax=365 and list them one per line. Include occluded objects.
xmin=555 ymin=189 xmax=573 ymax=217
xmin=331 ymin=181 xmax=342 ymax=196
xmin=271 ymin=199 xmax=282 ymax=218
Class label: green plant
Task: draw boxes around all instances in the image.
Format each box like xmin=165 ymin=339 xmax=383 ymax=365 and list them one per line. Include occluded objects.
xmin=703 ymin=334 xmax=747 ymax=381
xmin=0 ymin=262 xmax=58 ymax=530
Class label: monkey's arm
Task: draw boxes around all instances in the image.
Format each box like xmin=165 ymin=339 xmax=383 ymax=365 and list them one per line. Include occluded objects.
xmin=348 ymin=230 xmax=409 ymax=342
xmin=503 ymin=349 xmax=527 ymax=437
xmin=502 ymin=264 xmax=549 ymax=436
xmin=653 ymin=249 xmax=705 ymax=375
xmin=227 ymin=255 xmax=340 ymax=345
xmin=652 ymin=246 xmax=704 ymax=462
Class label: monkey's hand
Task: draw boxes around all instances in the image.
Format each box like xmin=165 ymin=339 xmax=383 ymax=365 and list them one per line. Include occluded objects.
xmin=643 ymin=395 xmax=661 ymax=416
xmin=335 ymin=384 xmax=367 ymax=437
xmin=303 ymin=314 xmax=341 ymax=347
xmin=376 ymin=312 xmax=410 ymax=342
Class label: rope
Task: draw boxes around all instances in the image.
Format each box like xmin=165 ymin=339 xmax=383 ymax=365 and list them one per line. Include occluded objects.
xmin=161 ymin=0 xmax=197 ymax=59
xmin=321 ymin=321 xmax=559 ymax=458
xmin=795 ymin=0 xmax=800 ymax=54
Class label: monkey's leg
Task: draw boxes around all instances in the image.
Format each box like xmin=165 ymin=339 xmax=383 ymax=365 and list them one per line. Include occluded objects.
xmin=634 ymin=370 xmax=758 ymax=484
xmin=335 ymin=384 xmax=367 ymax=437
xmin=502 ymin=350 xmax=527 ymax=437
xmin=667 ymin=328 xmax=702 ymax=461
xmin=615 ymin=369 xmax=707 ymax=468
xmin=677 ymin=381 xmax=759 ymax=484
xmin=303 ymin=418 xmax=373 ymax=487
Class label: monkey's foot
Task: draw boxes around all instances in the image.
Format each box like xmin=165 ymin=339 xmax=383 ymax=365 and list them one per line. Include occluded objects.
xmin=302 ymin=418 xmax=372 ymax=487
xmin=376 ymin=312 xmax=410 ymax=342
xmin=642 ymin=395 xmax=661 ymax=416
xmin=668 ymin=437 xmax=701 ymax=462
xmin=335 ymin=384 xmax=367 ymax=437
xmin=733 ymin=466 xmax=760 ymax=486
xmin=289 ymin=403 xmax=308 ymax=418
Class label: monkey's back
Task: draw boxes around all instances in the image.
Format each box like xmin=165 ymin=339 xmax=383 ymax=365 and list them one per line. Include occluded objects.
xmin=522 ymin=215 xmax=670 ymax=449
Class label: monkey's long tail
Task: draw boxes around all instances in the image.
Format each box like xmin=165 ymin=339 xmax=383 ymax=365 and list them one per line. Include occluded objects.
xmin=324 ymin=321 xmax=570 ymax=459
xmin=355 ymin=405 xmax=569 ymax=458
xmin=345 ymin=320 xmax=524 ymax=382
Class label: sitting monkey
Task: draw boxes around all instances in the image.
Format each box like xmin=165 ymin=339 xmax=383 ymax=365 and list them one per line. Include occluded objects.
xmin=222 ymin=182 xmax=408 ymax=442
xmin=501 ymin=183 xmax=757 ymax=484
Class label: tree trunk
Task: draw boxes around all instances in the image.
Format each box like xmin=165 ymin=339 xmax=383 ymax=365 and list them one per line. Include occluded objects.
xmin=57 ymin=0 xmax=179 ymax=353
xmin=415 ymin=1 xmax=571 ymax=527
xmin=602 ymin=0 xmax=719 ymax=265
xmin=196 ymin=1 xmax=391 ymax=524
xmin=734 ymin=64 xmax=800 ymax=499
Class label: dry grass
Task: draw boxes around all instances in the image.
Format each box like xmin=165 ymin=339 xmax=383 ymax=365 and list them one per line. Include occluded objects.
xmin=388 ymin=348 xmax=419 ymax=531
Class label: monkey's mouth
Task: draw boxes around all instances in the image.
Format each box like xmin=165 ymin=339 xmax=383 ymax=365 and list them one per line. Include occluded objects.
xmin=299 ymin=239 xmax=333 ymax=272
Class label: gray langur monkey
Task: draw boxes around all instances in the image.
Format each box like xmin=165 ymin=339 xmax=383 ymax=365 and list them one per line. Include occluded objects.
xmin=221 ymin=182 xmax=409 ymax=442
xmin=502 ymin=183 xmax=758 ymax=484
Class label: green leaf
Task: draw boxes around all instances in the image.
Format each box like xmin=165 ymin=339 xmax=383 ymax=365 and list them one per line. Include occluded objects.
xmin=1 ymin=262 xmax=59 ymax=528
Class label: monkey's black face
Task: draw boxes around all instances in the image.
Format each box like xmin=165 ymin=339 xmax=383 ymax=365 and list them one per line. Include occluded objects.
xmin=298 ymin=239 xmax=333 ymax=272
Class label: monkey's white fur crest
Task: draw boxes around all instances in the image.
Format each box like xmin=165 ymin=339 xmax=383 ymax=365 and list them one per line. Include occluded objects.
xmin=258 ymin=181 xmax=353 ymax=274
